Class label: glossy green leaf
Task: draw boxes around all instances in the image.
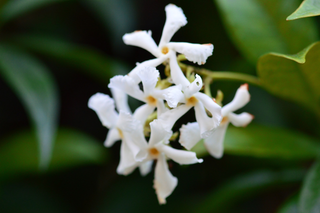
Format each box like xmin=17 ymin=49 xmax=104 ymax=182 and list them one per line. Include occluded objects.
xmin=11 ymin=34 xmax=128 ymax=82
xmin=0 ymin=0 xmax=66 ymax=24
xmin=277 ymin=195 xmax=299 ymax=213
xmin=299 ymin=159 xmax=320 ymax=213
xmin=0 ymin=44 xmax=58 ymax=169
xmin=192 ymin=124 xmax=320 ymax=159
xmin=214 ymin=0 xmax=318 ymax=64
xmin=0 ymin=129 xmax=106 ymax=178
xmin=197 ymin=169 xmax=304 ymax=213
xmin=287 ymin=0 xmax=320 ymax=20
xmin=258 ymin=42 xmax=320 ymax=114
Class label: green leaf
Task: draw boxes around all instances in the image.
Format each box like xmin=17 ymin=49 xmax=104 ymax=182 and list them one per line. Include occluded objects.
xmin=0 ymin=129 xmax=107 ymax=179
xmin=257 ymin=42 xmax=320 ymax=114
xmin=197 ymin=169 xmax=304 ymax=213
xmin=10 ymin=34 xmax=128 ymax=82
xmin=214 ymin=0 xmax=318 ymax=64
xmin=277 ymin=195 xmax=299 ymax=213
xmin=299 ymin=159 xmax=320 ymax=213
xmin=192 ymin=124 xmax=320 ymax=159
xmin=0 ymin=0 xmax=66 ymax=25
xmin=0 ymin=44 xmax=58 ymax=169
xmin=287 ymin=0 xmax=320 ymax=20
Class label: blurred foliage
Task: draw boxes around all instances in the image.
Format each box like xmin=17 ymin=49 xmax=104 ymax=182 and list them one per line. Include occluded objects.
xmin=0 ymin=0 xmax=320 ymax=212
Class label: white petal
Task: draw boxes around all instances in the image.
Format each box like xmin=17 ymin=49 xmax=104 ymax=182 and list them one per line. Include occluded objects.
xmin=160 ymin=85 xmax=184 ymax=108
xmin=123 ymin=30 xmax=160 ymax=57
xmin=118 ymin=111 xmax=148 ymax=161
xmin=159 ymin=4 xmax=187 ymax=48
xmin=156 ymin=99 xmax=168 ymax=116
xmin=168 ymin=42 xmax=213 ymax=65
xmin=194 ymin=101 xmax=218 ymax=138
xmin=137 ymin=66 xmax=159 ymax=94
xmin=222 ymin=84 xmax=250 ymax=117
xmin=169 ymin=52 xmax=190 ymax=88
xmin=228 ymin=112 xmax=254 ymax=127
xmin=184 ymin=74 xmax=203 ymax=98
xmin=128 ymin=57 xmax=168 ymax=84
xmin=117 ymin=141 xmax=140 ymax=175
xmin=154 ymin=153 xmax=178 ymax=204
xmin=88 ymin=93 xmax=118 ymax=128
xmin=204 ymin=123 xmax=229 ymax=159
xmin=108 ymin=75 xmax=145 ymax=102
xmin=139 ymin=160 xmax=153 ymax=176
xmin=157 ymin=105 xmax=191 ymax=131
xmin=110 ymin=88 xmax=131 ymax=114
xmin=195 ymin=92 xmax=222 ymax=132
xmin=104 ymin=127 xmax=120 ymax=147
xmin=179 ymin=122 xmax=201 ymax=150
xmin=157 ymin=144 xmax=203 ymax=165
xmin=133 ymin=103 xmax=155 ymax=126
xmin=149 ymin=119 xmax=172 ymax=147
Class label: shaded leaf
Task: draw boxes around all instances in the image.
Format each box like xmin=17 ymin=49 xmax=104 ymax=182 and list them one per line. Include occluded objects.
xmin=277 ymin=195 xmax=299 ymax=213
xmin=0 ymin=0 xmax=66 ymax=25
xmin=257 ymin=42 xmax=320 ymax=114
xmin=11 ymin=34 xmax=128 ymax=82
xmin=0 ymin=129 xmax=106 ymax=179
xmin=193 ymin=124 xmax=320 ymax=159
xmin=287 ymin=0 xmax=320 ymax=20
xmin=214 ymin=0 xmax=318 ymax=64
xmin=299 ymin=159 xmax=320 ymax=213
xmin=197 ymin=169 xmax=304 ymax=213
xmin=0 ymin=44 xmax=58 ymax=169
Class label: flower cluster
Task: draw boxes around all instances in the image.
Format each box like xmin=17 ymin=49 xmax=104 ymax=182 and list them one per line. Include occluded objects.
xmin=88 ymin=4 xmax=253 ymax=204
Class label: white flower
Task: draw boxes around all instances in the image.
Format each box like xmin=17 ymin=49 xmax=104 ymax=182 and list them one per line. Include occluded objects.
xmin=122 ymin=4 xmax=213 ymax=85
xmin=179 ymin=84 xmax=254 ymax=158
xmin=117 ymin=117 xmax=202 ymax=204
xmin=88 ymin=93 xmax=148 ymax=161
xmin=157 ymin=74 xmax=222 ymax=138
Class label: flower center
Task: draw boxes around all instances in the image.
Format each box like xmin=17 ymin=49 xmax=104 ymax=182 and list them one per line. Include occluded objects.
xmin=221 ymin=116 xmax=229 ymax=125
xmin=117 ymin=128 xmax=124 ymax=139
xmin=149 ymin=147 xmax=160 ymax=157
xmin=161 ymin=46 xmax=169 ymax=55
xmin=186 ymin=96 xmax=198 ymax=106
xmin=146 ymin=95 xmax=157 ymax=106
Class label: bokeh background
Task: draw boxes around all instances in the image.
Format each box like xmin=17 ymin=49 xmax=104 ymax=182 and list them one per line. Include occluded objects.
xmin=0 ymin=0 xmax=319 ymax=212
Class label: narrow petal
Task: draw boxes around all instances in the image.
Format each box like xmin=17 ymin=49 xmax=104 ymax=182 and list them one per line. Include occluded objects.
xmin=169 ymin=52 xmax=190 ymax=88
xmin=139 ymin=160 xmax=154 ymax=176
xmin=154 ymin=153 xmax=178 ymax=204
xmin=129 ymin=57 xmax=167 ymax=84
xmin=204 ymin=123 xmax=229 ymax=159
xmin=184 ymin=74 xmax=203 ymax=98
xmin=123 ymin=30 xmax=160 ymax=57
xmin=158 ymin=85 xmax=184 ymax=108
xmin=157 ymin=144 xmax=203 ymax=165
xmin=179 ymin=122 xmax=202 ymax=150
xmin=110 ymin=88 xmax=131 ymax=114
xmin=133 ymin=103 xmax=155 ymax=126
xmin=88 ymin=93 xmax=118 ymax=128
xmin=221 ymin=84 xmax=250 ymax=117
xmin=156 ymin=99 xmax=168 ymax=116
xmin=149 ymin=119 xmax=172 ymax=147
xmin=157 ymin=104 xmax=191 ymax=131
xmin=228 ymin=112 xmax=254 ymax=127
xmin=117 ymin=141 xmax=140 ymax=175
xmin=118 ymin=111 xmax=148 ymax=161
xmin=168 ymin=42 xmax=213 ymax=65
xmin=137 ymin=66 xmax=159 ymax=94
xmin=159 ymin=4 xmax=187 ymax=48
xmin=104 ymin=127 xmax=120 ymax=147
xmin=108 ymin=75 xmax=145 ymax=102
xmin=194 ymin=100 xmax=219 ymax=138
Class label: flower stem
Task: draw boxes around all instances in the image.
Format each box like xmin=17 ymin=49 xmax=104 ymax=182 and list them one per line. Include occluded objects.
xmin=179 ymin=63 xmax=261 ymax=87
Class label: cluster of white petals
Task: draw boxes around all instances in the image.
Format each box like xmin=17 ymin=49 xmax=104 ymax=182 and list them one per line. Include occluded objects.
xmin=88 ymin=4 xmax=253 ymax=204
